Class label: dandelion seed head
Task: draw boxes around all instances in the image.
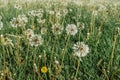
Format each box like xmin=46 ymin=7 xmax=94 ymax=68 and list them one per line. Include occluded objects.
xmin=66 ymin=24 xmax=78 ymax=36
xmin=52 ymin=24 xmax=63 ymax=34
xmin=29 ymin=34 xmax=43 ymax=47
xmin=73 ymin=42 xmax=89 ymax=57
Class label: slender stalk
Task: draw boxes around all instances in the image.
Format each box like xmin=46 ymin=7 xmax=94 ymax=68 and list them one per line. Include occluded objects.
xmin=2 ymin=44 xmax=6 ymax=80
xmin=33 ymin=47 xmax=37 ymax=80
xmin=61 ymin=35 xmax=70 ymax=66
xmin=108 ymin=35 xmax=118 ymax=72
xmin=74 ymin=58 xmax=80 ymax=79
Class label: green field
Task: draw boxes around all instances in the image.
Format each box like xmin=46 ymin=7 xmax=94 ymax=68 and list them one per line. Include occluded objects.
xmin=0 ymin=0 xmax=120 ymax=80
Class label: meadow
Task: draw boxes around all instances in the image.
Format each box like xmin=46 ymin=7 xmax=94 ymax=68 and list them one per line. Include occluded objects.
xmin=0 ymin=0 xmax=120 ymax=80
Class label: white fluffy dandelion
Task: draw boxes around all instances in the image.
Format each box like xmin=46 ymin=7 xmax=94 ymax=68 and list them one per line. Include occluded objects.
xmin=52 ymin=24 xmax=63 ymax=34
xmin=29 ymin=34 xmax=43 ymax=47
xmin=25 ymin=29 xmax=34 ymax=39
xmin=14 ymin=3 xmax=22 ymax=10
xmin=41 ymin=27 xmax=47 ymax=35
xmin=10 ymin=14 xmax=28 ymax=28
xmin=73 ymin=42 xmax=89 ymax=57
xmin=18 ymin=14 xmax=28 ymax=26
xmin=10 ymin=17 xmax=19 ymax=28
xmin=66 ymin=24 xmax=78 ymax=36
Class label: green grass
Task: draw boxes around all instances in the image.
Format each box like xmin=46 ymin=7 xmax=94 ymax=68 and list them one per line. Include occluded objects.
xmin=0 ymin=0 xmax=120 ymax=80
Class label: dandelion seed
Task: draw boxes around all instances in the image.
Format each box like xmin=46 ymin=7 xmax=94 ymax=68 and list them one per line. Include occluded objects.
xmin=73 ymin=42 xmax=89 ymax=57
xmin=49 ymin=10 xmax=55 ymax=15
xmin=77 ymin=22 xmax=85 ymax=30
xmin=63 ymin=9 xmax=68 ymax=15
xmin=29 ymin=34 xmax=43 ymax=47
xmin=56 ymin=11 xmax=61 ymax=18
xmin=25 ymin=29 xmax=34 ymax=39
xmin=66 ymin=24 xmax=78 ymax=36
xmin=55 ymin=60 xmax=59 ymax=64
xmin=92 ymin=10 xmax=98 ymax=16
xmin=41 ymin=27 xmax=47 ymax=35
xmin=28 ymin=10 xmax=36 ymax=17
xmin=18 ymin=14 xmax=28 ymax=26
xmin=39 ymin=55 xmax=42 ymax=58
xmin=52 ymin=24 xmax=63 ymax=34
xmin=37 ymin=18 xmax=46 ymax=24
xmin=10 ymin=17 xmax=20 ymax=28
xmin=41 ymin=66 xmax=48 ymax=73
xmin=14 ymin=3 xmax=22 ymax=10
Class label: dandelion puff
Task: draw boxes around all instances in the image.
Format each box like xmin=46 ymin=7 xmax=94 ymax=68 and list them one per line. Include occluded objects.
xmin=77 ymin=22 xmax=85 ymax=30
xmin=56 ymin=11 xmax=61 ymax=18
xmin=18 ymin=14 xmax=28 ymax=26
xmin=73 ymin=42 xmax=89 ymax=57
xmin=14 ymin=3 xmax=22 ymax=10
xmin=10 ymin=17 xmax=20 ymax=28
xmin=29 ymin=34 xmax=43 ymax=47
xmin=63 ymin=9 xmax=68 ymax=15
xmin=49 ymin=10 xmax=55 ymax=15
xmin=41 ymin=27 xmax=47 ymax=35
xmin=37 ymin=18 xmax=46 ymax=24
xmin=66 ymin=24 xmax=78 ymax=36
xmin=25 ymin=29 xmax=34 ymax=39
xmin=52 ymin=24 xmax=63 ymax=34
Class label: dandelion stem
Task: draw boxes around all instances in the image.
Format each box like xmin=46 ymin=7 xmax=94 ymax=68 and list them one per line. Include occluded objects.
xmin=2 ymin=44 xmax=6 ymax=80
xmin=33 ymin=47 xmax=37 ymax=80
xmin=108 ymin=34 xmax=118 ymax=72
xmin=74 ymin=58 xmax=80 ymax=79
xmin=61 ymin=35 xmax=70 ymax=66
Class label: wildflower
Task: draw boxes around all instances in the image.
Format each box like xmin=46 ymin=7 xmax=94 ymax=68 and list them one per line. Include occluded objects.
xmin=18 ymin=14 xmax=28 ymax=26
xmin=49 ymin=10 xmax=55 ymax=15
xmin=10 ymin=14 xmax=28 ymax=28
xmin=92 ymin=10 xmax=98 ymax=16
xmin=55 ymin=60 xmax=59 ymax=65
xmin=34 ymin=63 xmax=38 ymax=72
xmin=56 ymin=11 xmax=61 ymax=18
xmin=66 ymin=24 xmax=78 ymax=36
xmin=52 ymin=24 xmax=63 ymax=34
xmin=28 ymin=10 xmax=43 ymax=18
xmin=63 ymin=9 xmax=68 ymax=15
xmin=73 ymin=42 xmax=89 ymax=57
xmin=29 ymin=34 xmax=43 ymax=47
xmin=25 ymin=29 xmax=34 ymax=39
xmin=14 ymin=3 xmax=22 ymax=10
xmin=39 ymin=55 xmax=42 ymax=58
xmin=41 ymin=27 xmax=47 ymax=35
xmin=28 ymin=10 xmax=36 ymax=17
xmin=77 ymin=22 xmax=85 ymax=30
xmin=10 ymin=17 xmax=20 ymax=28
xmin=37 ymin=18 xmax=46 ymax=24
xmin=41 ymin=66 xmax=48 ymax=73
